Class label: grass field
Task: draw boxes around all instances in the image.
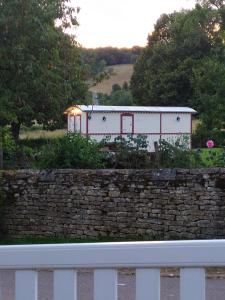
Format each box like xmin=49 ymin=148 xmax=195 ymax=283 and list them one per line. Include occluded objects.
xmin=20 ymin=129 xmax=66 ymax=140
xmin=89 ymin=64 xmax=133 ymax=94
xmin=192 ymin=119 xmax=200 ymax=132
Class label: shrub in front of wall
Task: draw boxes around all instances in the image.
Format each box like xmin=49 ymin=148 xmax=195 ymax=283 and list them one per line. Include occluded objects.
xmin=156 ymin=137 xmax=202 ymax=168
xmin=109 ymin=135 xmax=151 ymax=169
xmin=38 ymin=133 xmax=105 ymax=169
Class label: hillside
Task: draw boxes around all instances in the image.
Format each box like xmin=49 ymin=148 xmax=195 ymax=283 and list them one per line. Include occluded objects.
xmin=89 ymin=64 xmax=133 ymax=95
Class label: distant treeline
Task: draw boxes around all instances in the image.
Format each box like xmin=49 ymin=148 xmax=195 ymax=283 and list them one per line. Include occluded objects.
xmin=81 ymin=46 xmax=143 ymax=66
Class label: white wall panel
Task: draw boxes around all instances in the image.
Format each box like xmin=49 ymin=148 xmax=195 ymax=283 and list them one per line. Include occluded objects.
xmin=68 ymin=115 xmax=82 ymax=133
xmin=68 ymin=115 xmax=75 ymax=132
xmin=88 ymin=113 xmax=120 ymax=134
xmin=135 ymin=113 xmax=160 ymax=133
xmin=81 ymin=112 xmax=87 ymax=134
xmin=162 ymin=113 xmax=191 ymax=133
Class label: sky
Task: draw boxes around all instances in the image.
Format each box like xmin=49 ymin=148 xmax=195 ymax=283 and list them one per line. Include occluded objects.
xmin=71 ymin=0 xmax=196 ymax=48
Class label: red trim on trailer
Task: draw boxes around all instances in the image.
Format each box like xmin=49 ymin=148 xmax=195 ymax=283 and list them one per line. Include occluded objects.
xmin=87 ymin=132 xmax=191 ymax=136
xmin=120 ymin=113 xmax=134 ymax=134
xmin=86 ymin=112 xmax=89 ymax=136
xmin=160 ymin=112 xmax=162 ymax=139
xmin=81 ymin=110 xmax=192 ymax=114
xmin=132 ymin=114 xmax=134 ymax=133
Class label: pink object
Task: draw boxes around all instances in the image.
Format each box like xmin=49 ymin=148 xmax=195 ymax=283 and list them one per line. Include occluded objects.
xmin=206 ymin=140 xmax=214 ymax=148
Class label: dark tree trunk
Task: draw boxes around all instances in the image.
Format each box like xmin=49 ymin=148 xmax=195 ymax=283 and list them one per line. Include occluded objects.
xmin=0 ymin=128 xmax=3 ymax=169
xmin=11 ymin=122 xmax=21 ymax=141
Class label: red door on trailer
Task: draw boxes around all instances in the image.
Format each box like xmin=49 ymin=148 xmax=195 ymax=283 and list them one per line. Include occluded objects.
xmin=121 ymin=114 xmax=134 ymax=134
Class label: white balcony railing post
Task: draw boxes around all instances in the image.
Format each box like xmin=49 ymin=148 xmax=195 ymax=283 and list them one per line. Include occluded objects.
xmin=180 ymin=268 xmax=205 ymax=300
xmin=15 ymin=270 xmax=38 ymax=300
xmin=94 ymin=269 xmax=117 ymax=300
xmin=53 ymin=270 xmax=77 ymax=300
xmin=136 ymin=268 xmax=160 ymax=300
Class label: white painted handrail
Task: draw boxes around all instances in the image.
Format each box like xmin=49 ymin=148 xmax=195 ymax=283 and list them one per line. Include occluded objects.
xmin=0 ymin=240 xmax=225 ymax=269
xmin=1 ymin=240 xmax=225 ymax=300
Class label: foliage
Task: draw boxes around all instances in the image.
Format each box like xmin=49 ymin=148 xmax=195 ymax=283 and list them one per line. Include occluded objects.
xmin=104 ymin=135 xmax=150 ymax=169
xmin=192 ymin=123 xmax=225 ymax=148
xmin=4 ymin=127 xmax=225 ymax=169
xmin=18 ymin=137 xmax=53 ymax=149
xmin=156 ymin=137 xmax=201 ymax=168
xmin=156 ymin=137 xmax=225 ymax=168
xmin=0 ymin=127 xmax=16 ymax=167
xmin=82 ymin=46 xmax=143 ymax=67
xmin=110 ymin=90 xmax=134 ymax=106
xmin=0 ymin=0 xmax=87 ymax=140
xmin=192 ymin=56 xmax=225 ymax=131
xmin=38 ymin=133 xmax=105 ymax=169
xmin=98 ymin=82 xmax=135 ymax=106
xmin=198 ymin=147 xmax=225 ymax=167
xmin=130 ymin=3 xmax=223 ymax=110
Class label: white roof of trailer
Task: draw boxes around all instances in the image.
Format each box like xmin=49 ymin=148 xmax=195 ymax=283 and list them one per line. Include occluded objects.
xmin=77 ymin=105 xmax=197 ymax=114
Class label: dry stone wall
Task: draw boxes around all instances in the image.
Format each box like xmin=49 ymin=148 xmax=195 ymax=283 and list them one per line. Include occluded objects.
xmin=2 ymin=168 xmax=225 ymax=239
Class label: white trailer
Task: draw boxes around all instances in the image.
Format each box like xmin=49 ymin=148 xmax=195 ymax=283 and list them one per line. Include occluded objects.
xmin=64 ymin=105 xmax=196 ymax=151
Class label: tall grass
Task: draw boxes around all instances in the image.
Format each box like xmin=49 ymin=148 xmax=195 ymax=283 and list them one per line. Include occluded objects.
xmin=20 ymin=129 xmax=66 ymax=140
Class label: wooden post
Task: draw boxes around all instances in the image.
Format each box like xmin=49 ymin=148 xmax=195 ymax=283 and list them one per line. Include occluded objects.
xmin=154 ymin=141 xmax=159 ymax=168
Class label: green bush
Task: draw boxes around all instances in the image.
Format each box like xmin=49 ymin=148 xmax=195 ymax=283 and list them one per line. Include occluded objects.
xmin=197 ymin=148 xmax=225 ymax=167
xmin=38 ymin=133 xmax=105 ymax=169
xmin=106 ymin=135 xmax=151 ymax=169
xmin=156 ymin=137 xmax=202 ymax=168
xmin=18 ymin=137 xmax=52 ymax=148
xmin=0 ymin=127 xmax=16 ymax=168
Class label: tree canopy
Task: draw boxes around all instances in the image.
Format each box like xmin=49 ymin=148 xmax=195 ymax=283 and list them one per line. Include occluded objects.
xmin=0 ymin=0 xmax=87 ymax=139
xmin=131 ymin=4 xmax=219 ymax=104
xmin=131 ymin=1 xmax=225 ymax=134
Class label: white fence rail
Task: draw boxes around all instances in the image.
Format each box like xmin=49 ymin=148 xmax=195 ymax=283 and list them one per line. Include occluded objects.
xmin=0 ymin=240 xmax=225 ymax=299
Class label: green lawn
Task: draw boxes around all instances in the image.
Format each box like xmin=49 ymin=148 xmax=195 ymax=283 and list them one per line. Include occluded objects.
xmin=196 ymin=147 xmax=224 ymax=167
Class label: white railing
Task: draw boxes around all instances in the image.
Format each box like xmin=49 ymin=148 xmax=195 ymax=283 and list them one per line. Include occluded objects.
xmin=0 ymin=240 xmax=225 ymax=300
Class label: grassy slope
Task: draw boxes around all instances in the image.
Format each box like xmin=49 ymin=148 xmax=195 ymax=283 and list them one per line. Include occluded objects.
xmin=89 ymin=64 xmax=133 ymax=95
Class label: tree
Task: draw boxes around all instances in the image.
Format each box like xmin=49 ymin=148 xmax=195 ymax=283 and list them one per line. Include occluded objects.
xmin=110 ymin=89 xmax=134 ymax=106
xmin=0 ymin=0 xmax=87 ymax=140
xmin=192 ymin=56 xmax=225 ymax=130
xmin=130 ymin=5 xmax=221 ymax=107
xmin=112 ymin=84 xmax=122 ymax=93
xmin=197 ymin=0 xmax=225 ymax=9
